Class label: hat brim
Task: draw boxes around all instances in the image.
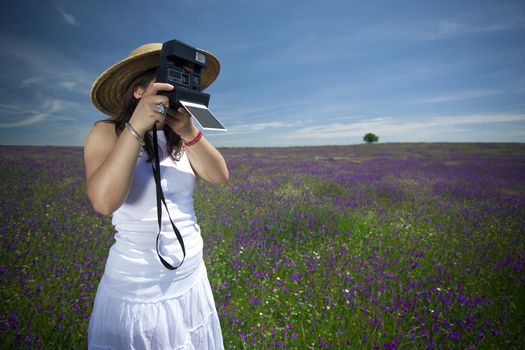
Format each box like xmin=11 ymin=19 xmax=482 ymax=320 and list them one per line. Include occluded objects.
xmin=90 ymin=44 xmax=220 ymax=117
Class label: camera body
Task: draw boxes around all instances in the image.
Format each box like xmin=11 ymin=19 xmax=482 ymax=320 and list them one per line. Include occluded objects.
xmin=156 ymin=39 xmax=210 ymax=108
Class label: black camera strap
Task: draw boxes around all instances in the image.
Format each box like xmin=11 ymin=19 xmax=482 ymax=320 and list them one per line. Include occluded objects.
xmin=151 ymin=125 xmax=186 ymax=270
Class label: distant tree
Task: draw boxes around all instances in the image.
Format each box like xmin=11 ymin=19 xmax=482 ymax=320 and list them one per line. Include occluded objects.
xmin=363 ymin=133 xmax=379 ymax=144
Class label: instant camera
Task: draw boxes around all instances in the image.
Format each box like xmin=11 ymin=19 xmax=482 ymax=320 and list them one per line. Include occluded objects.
xmin=152 ymin=40 xmax=226 ymax=271
xmin=156 ymin=39 xmax=226 ymax=131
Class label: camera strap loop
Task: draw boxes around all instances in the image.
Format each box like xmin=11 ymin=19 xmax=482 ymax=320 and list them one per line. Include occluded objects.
xmin=151 ymin=125 xmax=186 ymax=270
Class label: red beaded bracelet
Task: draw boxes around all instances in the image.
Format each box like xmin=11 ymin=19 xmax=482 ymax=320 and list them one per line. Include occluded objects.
xmin=183 ymin=130 xmax=203 ymax=147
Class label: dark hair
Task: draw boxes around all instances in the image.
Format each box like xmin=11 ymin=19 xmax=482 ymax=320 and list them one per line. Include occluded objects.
xmin=95 ymin=67 xmax=183 ymax=163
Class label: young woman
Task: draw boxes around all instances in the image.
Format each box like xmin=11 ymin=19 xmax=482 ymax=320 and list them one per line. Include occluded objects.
xmin=84 ymin=42 xmax=228 ymax=349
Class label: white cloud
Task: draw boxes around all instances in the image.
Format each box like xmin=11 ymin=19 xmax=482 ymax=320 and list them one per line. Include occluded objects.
xmin=0 ymin=111 xmax=47 ymax=128
xmin=0 ymin=100 xmax=75 ymax=128
xmin=0 ymin=33 xmax=92 ymax=94
xmin=56 ymin=7 xmax=78 ymax=26
xmin=438 ymin=20 xmax=462 ymax=35
xmin=435 ymin=18 xmax=525 ymax=38
xmin=438 ymin=114 xmax=525 ymax=125
xmin=19 ymin=77 xmax=43 ymax=88
xmin=285 ymin=113 xmax=525 ymax=141
xmin=215 ymin=121 xmax=297 ymax=136
xmin=351 ymin=16 xmax=525 ymax=43
xmin=58 ymin=80 xmax=78 ymax=90
xmin=414 ymin=89 xmax=503 ymax=104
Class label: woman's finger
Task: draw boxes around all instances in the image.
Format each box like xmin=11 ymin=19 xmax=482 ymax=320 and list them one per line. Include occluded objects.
xmin=143 ymin=95 xmax=170 ymax=107
xmin=177 ymin=107 xmax=191 ymax=117
xmin=167 ymin=109 xmax=189 ymax=122
xmin=142 ymin=82 xmax=174 ymax=97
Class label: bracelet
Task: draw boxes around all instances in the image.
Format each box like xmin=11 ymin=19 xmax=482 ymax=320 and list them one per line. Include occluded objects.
xmin=125 ymin=122 xmax=145 ymax=146
xmin=183 ymin=130 xmax=203 ymax=147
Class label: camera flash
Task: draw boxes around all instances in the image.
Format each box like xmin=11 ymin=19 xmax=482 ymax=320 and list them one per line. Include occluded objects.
xmin=195 ymin=51 xmax=207 ymax=64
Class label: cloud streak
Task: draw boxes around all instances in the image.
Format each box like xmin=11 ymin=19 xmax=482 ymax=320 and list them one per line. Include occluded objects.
xmin=286 ymin=113 xmax=525 ymax=141
xmin=414 ymin=89 xmax=503 ymax=104
xmin=213 ymin=121 xmax=297 ymax=136
xmin=0 ymin=101 xmax=75 ymax=128
xmin=0 ymin=32 xmax=93 ymax=94
xmin=351 ymin=14 xmax=525 ymax=43
xmin=56 ymin=7 xmax=78 ymax=26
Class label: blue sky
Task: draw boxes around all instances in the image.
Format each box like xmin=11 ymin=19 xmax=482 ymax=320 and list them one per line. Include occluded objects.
xmin=1 ymin=0 xmax=524 ymax=147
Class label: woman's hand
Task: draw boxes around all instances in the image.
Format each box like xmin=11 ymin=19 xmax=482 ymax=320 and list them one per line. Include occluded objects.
xmin=166 ymin=106 xmax=199 ymax=140
xmin=164 ymin=106 xmax=228 ymax=184
xmin=128 ymin=82 xmax=174 ymax=135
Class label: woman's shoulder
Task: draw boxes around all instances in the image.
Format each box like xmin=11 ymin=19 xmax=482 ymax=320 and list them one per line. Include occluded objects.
xmin=84 ymin=120 xmax=118 ymax=149
xmin=93 ymin=119 xmax=118 ymax=132
xmin=88 ymin=120 xmax=118 ymax=140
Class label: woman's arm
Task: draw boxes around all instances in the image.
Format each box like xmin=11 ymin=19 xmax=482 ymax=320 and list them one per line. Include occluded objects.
xmin=183 ymin=130 xmax=229 ymax=184
xmin=84 ymin=121 xmax=142 ymax=215
xmin=84 ymin=82 xmax=174 ymax=215
xmin=166 ymin=107 xmax=229 ymax=184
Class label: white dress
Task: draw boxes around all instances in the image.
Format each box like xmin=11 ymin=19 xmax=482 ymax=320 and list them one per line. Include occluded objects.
xmin=88 ymin=130 xmax=224 ymax=350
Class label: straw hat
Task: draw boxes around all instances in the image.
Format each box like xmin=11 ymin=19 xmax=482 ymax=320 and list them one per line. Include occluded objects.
xmin=90 ymin=42 xmax=220 ymax=117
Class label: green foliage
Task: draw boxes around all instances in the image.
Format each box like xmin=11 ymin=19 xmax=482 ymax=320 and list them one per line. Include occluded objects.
xmin=363 ymin=132 xmax=379 ymax=143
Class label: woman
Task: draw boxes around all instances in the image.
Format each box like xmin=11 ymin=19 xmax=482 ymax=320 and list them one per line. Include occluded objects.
xmin=84 ymin=42 xmax=228 ymax=349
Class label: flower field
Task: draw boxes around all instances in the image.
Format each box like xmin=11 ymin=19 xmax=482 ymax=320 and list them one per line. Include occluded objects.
xmin=1 ymin=143 xmax=524 ymax=349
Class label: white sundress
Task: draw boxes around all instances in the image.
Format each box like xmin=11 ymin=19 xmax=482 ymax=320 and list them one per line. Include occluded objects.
xmin=88 ymin=130 xmax=224 ymax=350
